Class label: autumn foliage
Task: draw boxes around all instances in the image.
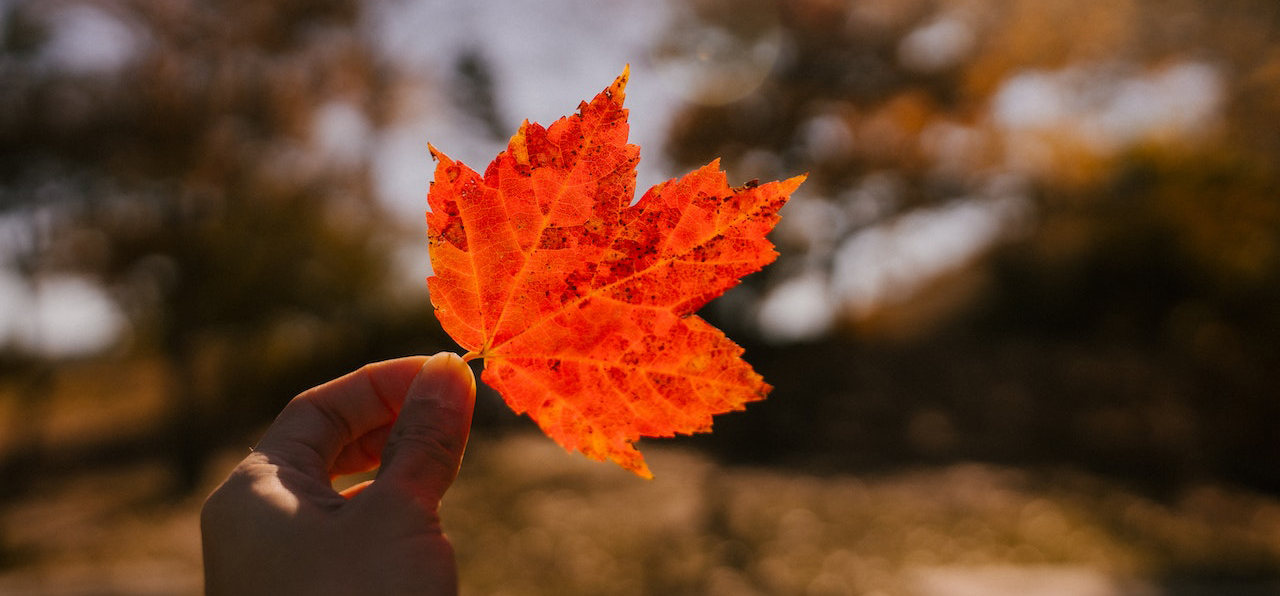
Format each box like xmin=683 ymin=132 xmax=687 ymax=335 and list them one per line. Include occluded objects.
xmin=426 ymin=67 xmax=805 ymax=477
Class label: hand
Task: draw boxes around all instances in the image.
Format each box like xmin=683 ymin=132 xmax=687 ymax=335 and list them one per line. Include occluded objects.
xmin=201 ymin=353 xmax=476 ymax=596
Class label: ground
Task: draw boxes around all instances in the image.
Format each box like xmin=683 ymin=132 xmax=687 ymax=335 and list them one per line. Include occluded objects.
xmin=1 ymin=359 xmax=1277 ymax=595
xmin=2 ymin=429 xmax=1279 ymax=596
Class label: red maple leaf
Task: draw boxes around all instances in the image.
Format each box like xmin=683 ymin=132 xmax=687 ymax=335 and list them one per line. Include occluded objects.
xmin=426 ymin=67 xmax=804 ymax=477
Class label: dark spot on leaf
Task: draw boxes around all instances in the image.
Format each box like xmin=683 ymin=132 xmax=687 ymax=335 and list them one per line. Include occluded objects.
xmin=442 ymin=218 xmax=468 ymax=251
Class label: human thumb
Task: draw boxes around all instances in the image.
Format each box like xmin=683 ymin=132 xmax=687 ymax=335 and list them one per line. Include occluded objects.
xmin=373 ymin=352 xmax=475 ymax=505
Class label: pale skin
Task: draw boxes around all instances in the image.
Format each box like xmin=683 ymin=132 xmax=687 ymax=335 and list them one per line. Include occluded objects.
xmin=201 ymin=352 xmax=476 ymax=596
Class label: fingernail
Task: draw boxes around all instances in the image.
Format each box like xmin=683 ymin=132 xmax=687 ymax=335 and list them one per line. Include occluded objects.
xmin=417 ymin=352 xmax=476 ymax=402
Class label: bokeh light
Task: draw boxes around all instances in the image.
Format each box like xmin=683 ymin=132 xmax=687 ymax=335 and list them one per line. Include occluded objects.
xmin=2 ymin=0 xmax=1279 ymax=593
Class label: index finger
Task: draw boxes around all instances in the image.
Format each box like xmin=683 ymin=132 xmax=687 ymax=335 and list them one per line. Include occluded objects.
xmin=254 ymin=356 xmax=431 ymax=479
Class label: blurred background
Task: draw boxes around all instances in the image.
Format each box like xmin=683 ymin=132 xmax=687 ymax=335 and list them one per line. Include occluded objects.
xmin=1 ymin=0 xmax=1278 ymax=594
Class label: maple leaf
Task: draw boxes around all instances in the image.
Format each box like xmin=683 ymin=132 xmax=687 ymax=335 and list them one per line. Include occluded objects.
xmin=426 ymin=66 xmax=804 ymax=478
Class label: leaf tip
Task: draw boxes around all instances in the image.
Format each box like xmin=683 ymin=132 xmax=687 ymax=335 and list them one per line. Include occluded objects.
xmin=509 ymin=123 xmax=531 ymax=165
xmin=625 ymin=456 xmax=654 ymax=479
xmin=605 ymin=65 xmax=630 ymax=103
xmin=427 ymin=143 xmax=450 ymax=164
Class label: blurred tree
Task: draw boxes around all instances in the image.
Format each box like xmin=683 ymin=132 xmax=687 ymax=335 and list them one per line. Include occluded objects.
xmin=668 ymin=0 xmax=1280 ymax=491
xmin=0 ymin=0 xmax=440 ymax=492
